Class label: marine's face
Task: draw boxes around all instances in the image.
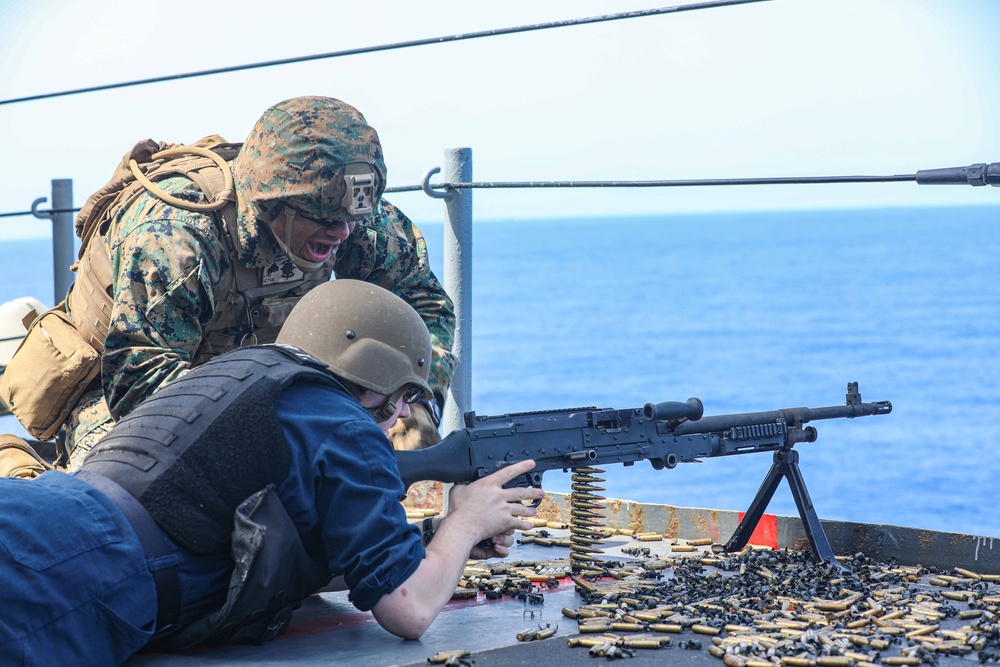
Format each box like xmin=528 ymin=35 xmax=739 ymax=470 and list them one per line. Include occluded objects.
xmin=269 ymin=208 xmax=357 ymax=265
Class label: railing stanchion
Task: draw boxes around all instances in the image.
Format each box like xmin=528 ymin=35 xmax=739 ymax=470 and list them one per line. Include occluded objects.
xmin=441 ymin=148 xmax=473 ymax=436
xmin=51 ymin=179 xmax=75 ymax=305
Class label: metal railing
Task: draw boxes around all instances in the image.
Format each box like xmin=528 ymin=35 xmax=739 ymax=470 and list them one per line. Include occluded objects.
xmin=13 ymin=152 xmax=1000 ymax=431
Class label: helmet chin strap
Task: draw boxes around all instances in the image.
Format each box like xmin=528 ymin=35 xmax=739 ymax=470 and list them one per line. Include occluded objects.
xmin=273 ymin=207 xmax=325 ymax=271
xmin=368 ymin=397 xmax=399 ymax=424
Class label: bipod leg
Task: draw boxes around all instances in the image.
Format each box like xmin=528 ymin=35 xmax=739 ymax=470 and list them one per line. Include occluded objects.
xmin=781 ymin=449 xmax=848 ymax=571
xmin=724 ymin=449 xmax=847 ymax=571
xmin=723 ymin=454 xmax=784 ymax=554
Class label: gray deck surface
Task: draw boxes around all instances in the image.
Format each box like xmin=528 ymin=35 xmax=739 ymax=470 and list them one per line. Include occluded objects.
xmin=125 ymin=530 xmax=994 ymax=667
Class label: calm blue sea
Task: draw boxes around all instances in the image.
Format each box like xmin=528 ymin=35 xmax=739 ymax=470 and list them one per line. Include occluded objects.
xmin=1 ymin=205 xmax=997 ymax=537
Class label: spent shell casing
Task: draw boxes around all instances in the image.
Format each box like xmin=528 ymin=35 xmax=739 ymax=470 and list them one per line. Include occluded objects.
xmin=725 ymin=624 xmax=753 ymax=633
xmin=942 ymin=591 xmax=972 ymax=601
xmin=622 ymin=638 xmax=669 ymax=649
xmin=692 ymin=624 xmax=721 ymax=635
xmin=610 ymin=622 xmax=644 ymax=632
xmin=779 ymin=658 xmax=813 ymax=667
xmin=649 ymin=623 xmax=683 ymax=633
xmin=566 ymin=637 xmax=611 ymax=648
xmin=578 ymin=623 xmax=613 ymax=633
xmin=428 ymin=650 xmax=470 ymax=663
xmin=632 ymin=611 xmax=663 ymax=622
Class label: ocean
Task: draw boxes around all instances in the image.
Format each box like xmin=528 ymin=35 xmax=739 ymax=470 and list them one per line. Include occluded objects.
xmin=1 ymin=205 xmax=997 ymax=537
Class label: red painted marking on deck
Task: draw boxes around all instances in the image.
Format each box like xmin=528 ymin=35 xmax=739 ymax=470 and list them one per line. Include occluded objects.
xmin=737 ymin=512 xmax=779 ymax=549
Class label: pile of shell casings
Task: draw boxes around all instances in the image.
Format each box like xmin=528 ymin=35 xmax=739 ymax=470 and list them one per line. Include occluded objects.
xmin=559 ymin=545 xmax=1000 ymax=665
xmin=452 ymin=559 xmax=568 ymax=602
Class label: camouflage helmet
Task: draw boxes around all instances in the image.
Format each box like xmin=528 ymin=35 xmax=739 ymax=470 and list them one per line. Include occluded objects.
xmin=232 ymin=96 xmax=387 ymax=224
xmin=275 ymin=279 xmax=432 ymax=408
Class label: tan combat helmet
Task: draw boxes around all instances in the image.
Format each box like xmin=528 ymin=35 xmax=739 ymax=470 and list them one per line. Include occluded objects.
xmin=232 ymin=96 xmax=387 ymax=270
xmin=275 ymin=280 xmax=432 ymax=421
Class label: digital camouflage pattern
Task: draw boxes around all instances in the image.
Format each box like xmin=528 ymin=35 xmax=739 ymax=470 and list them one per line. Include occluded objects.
xmin=62 ymin=97 xmax=455 ymax=466
xmin=233 ymin=96 xmax=387 ymax=224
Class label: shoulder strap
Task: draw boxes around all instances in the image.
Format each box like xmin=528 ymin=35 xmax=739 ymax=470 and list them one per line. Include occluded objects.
xmin=75 ymin=135 xmax=242 ymax=254
xmin=68 ymin=136 xmax=243 ymax=352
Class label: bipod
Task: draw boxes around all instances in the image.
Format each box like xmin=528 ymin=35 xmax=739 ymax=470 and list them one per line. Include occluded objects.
xmin=723 ymin=448 xmax=848 ymax=571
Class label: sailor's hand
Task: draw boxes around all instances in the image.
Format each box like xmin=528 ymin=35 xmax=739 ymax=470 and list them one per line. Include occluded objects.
xmin=447 ymin=459 xmax=544 ymax=548
xmin=469 ymin=528 xmax=516 ymax=560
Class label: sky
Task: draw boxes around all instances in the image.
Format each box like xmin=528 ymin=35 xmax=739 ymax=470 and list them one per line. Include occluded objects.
xmin=0 ymin=0 xmax=998 ymax=239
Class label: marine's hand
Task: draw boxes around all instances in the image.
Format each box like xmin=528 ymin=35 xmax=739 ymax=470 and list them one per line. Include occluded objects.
xmin=447 ymin=459 xmax=544 ymax=547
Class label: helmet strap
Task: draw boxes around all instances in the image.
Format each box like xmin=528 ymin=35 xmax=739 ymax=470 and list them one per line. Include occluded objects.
xmin=272 ymin=207 xmax=325 ymax=271
xmin=368 ymin=397 xmax=399 ymax=424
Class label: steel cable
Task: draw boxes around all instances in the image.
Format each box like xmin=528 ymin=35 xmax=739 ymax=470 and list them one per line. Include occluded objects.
xmin=0 ymin=0 xmax=769 ymax=106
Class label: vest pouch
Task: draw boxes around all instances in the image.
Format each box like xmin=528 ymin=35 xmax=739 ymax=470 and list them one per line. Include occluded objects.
xmin=0 ymin=307 xmax=101 ymax=441
xmin=152 ymin=484 xmax=330 ymax=650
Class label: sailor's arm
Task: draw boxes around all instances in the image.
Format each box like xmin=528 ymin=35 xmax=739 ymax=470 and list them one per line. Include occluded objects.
xmin=371 ymin=460 xmax=541 ymax=639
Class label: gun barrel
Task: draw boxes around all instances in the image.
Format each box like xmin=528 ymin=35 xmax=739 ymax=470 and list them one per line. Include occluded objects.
xmin=670 ymin=400 xmax=890 ymax=436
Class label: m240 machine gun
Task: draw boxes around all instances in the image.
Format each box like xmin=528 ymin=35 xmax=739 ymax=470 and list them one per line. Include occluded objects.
xmin=396 ymin=383 xmax=891 ymax=568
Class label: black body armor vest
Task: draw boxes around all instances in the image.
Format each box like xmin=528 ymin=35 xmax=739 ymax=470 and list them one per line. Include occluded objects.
xmin=80 ymin=344 xmax=343 ymax=555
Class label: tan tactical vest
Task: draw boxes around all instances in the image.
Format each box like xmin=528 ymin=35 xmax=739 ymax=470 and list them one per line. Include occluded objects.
xmin=68 ymin=137 xmax=332 ymax=365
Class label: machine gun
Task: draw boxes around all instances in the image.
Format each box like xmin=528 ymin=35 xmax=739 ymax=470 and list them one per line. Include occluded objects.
xmin=396 ymin=382 xmax=891 ymax=568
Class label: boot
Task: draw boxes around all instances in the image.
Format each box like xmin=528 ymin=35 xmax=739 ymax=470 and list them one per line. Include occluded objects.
xmin=0 ymin=434 xmax=52 ymax=479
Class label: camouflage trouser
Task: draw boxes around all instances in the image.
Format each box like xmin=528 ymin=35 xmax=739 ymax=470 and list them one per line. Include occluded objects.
xmin=61 ymin=387 xmax=115 ymax=470
xmin=387 ymin=401 xmax=441 ymax=451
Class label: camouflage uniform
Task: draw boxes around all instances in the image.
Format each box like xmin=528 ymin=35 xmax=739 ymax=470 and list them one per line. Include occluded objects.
xmin=63 ymin=98 xmax=454 ymax=468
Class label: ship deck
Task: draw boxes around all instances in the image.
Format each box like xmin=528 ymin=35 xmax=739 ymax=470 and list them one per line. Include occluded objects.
xmin=126 ymin=494 xmax=1000 ymax=667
